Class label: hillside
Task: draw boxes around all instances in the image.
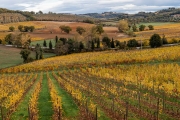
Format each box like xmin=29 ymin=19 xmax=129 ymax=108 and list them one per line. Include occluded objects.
xmin=0 ymin=8 xmax=96 ymax=23
xmin=1 ymin=7 xmax=180 ymax=23
xmin=82 ymin=7 xmax=180 ymax=22
xmin=1 ymin=46 xmax=180 ymax=119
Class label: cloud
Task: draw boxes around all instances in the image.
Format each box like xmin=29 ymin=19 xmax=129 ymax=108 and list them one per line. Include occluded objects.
xmin=0 ymin=0 xmax=180 ymax=14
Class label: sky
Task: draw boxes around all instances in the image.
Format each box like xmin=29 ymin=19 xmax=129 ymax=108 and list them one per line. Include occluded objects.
xmin=1 ymin=0 xmax=180 ymax=14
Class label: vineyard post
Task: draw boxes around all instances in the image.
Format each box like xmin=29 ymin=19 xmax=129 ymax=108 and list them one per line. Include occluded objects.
xmin=28 ymin=105 xmax=31 ymax=120
xmin=126 ymin=101 xmax=128 ymax=120
xmin=86 ymin=100 xmax=89 ymax=117
xmin=0 ymin=106 xmax=3 ymax=120
xmin=111 ymin=98 xmax=115 ymax=111
xmin=141 ymin=35 xmax=143 ymax=50
xmin=95 ymin=107 xmax=98 ymax=120
xmin=58 ymin=106 xmax=61 ymax=120
xmin=156 ymin=97 xmax=160 ymax=120
xmin=162 ymin=90 xmax=165 ymax=111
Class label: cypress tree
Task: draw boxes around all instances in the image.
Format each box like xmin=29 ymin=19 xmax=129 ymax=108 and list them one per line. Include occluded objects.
xmin=49 ymin=40 xmax=53 ymax=49
xmin=35 ymin=44 xmax=40 ymax=60
xmin=79 ymin=41 xmax=84 ymax=51
xmin=97 ymin=38 xmax=100 ymax=48
xmin=43 ymin=40 xmax=47 ymax=47
xmin=55 ymin=36 xmax=58 ymax=43
xmin=111 ymin=38 xmax=115 ymax=48
xmin=91 ymin=40 xmax=95 ymax=50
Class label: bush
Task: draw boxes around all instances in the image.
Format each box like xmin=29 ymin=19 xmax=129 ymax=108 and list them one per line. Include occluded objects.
xmin=148 ymin=25 xmax=154 ymax=30
xmin=18 ymin=25 xmax=24 ymax=32
xmin=162 ymin=35 xmax=168 ymax=44
xmin=149 ymin=34 xmax=162 ymax=48
xmin=26 ymin=57 xmax=34 ymax=63
xmin=102 ymin=36 xmax=111 ymax=48
xmin=126 ymin=30 xmax=135 ymax=36
xmin=83 ymin=19 xmax=94 ymax=24
xmin=59 ymin=25 xmax=72 ymax=34
xmin=139 ymin=25 xmax=146 ymax=31
xmin=9 ymin=26 xmax=15 ymax=32
xmin=127 ymin=39 xmax=139 ymax=47
xmin=171 ymin=38 xmax=178 ymax=43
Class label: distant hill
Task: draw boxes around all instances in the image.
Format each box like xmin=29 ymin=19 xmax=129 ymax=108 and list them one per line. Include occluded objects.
xmin=1 ymin=7 xmax=180 ymax=23
xmin=0 ymin=8 xmax=95 ymax=23
xmin=81 ymin=7 xmax=180 ymax=22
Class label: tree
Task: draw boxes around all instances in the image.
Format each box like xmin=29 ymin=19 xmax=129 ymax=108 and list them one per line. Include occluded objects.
xmin=132 ymin=25 xmax=138 ymax=32
xmin=9 ymin=26 xmax=15 ymax=32
xmin=115 ymin=40 xmax=121 ymax=47
xmin=55 ymin=41 xmax=69 ymax=55
xmin=43 ymin=40 xmax=47 ymax=47
xmin=79 ymin=41 xmax=84 ymax=51
xmin=18 ymin=25 xmax=24 ymax=32
xmin=14 ymin=33 xmax=31 ymax=48
xmin=97 ymin=38 xmax=100 ymax=48
xmin=96 ymin=25 xmax=104 ymax=35
xmin=149 ymin=34 xmax=162 ymax=48
xmin=29 ymin=26 xmax=35 ymax=32
xmin=139 ymin=25 xmax=146 ymax=31
xmin=111 ymin=38 xmax=115 ymax=48
xmin=59 ymin=25 xmax=72 ymax=34
xmin=117 ymin=20 xmax=129 ymax=32
xmin=49 ymin=40 xmax=53 ymax=49
xmin=4 ymin=33 xmax=15 ymax=45
xmin=148 ymin=25 xmax=154 ymax=30
xmin=59 ymin=38 xmax=67 ymax=45
xmin=24 ymin=26 xmax=29 ymax=32
xmin=162 ymin=34 xmax=168 ymax=44
xmin=83 ymin=19 xmax=94 ymax=24
xmin=76 ymin=26 xmax=86 ymax=35
xmin=55 ymin=36 xmax=58 ymax=43
xmin=0 ymin=39 xmax=2 ymax=44
xmin=102 ymin=36 xmax=111 ymax=48
xmin=35 ymin=44 xmax=43 ymax=60
xmin=35 ymin=44 xmax=40 ymax=60
xmin=20 ymin=49 xmax=31 ymax=63
xmin=127 ymin=39 xmax=139 ymax=47
xmin=91 ymin=40 xmax=95 ymax=50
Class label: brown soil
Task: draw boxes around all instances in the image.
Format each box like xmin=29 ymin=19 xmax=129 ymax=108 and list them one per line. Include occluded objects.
xmin=28 ymin=21 xmax=127 ymax=40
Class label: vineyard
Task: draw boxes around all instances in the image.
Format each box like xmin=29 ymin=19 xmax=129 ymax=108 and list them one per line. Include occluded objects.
xmin=119 ymin=22 xmax=180 ymax=43
xmin=0 ymin=46 xmax=180 ymax=120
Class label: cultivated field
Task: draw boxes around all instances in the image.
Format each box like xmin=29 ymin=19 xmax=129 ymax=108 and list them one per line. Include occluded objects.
xmin=0 ymin=21 xmax=124 ymax=42
xmin=0 ymin=46 xmax=180 ymax=120
xmin=1 ymin=21 xmax=180 ymax=45
xmin=120 ymin=22 xmax=180 ymax=43
xmin=0 ymin=45 xmax=55 ymax=69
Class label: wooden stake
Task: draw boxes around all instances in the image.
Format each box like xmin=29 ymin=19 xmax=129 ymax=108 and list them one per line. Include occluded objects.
xmin=58 ymin=106 xmax=61 ymax=120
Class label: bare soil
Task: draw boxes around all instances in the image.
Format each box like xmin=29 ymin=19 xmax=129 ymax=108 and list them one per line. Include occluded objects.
xmin=28 ymin=21 xmax=127 ymax=40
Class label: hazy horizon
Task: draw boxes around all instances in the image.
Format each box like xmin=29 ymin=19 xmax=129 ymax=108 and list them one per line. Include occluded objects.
xmin=0 ymin=0 xmax=180 ymax=14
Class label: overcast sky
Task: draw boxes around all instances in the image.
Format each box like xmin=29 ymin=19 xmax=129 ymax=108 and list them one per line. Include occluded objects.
xmin=1 ymin=0 xmax=180 ymax=14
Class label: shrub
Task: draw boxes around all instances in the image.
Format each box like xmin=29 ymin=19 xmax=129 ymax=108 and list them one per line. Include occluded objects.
xmin=9 ymin=26 xmax=15 ymax=32
xmin=149 ymin=34 xmax=162 ymax=48
xmin=127 ymin=39 xmax=139 ymax=47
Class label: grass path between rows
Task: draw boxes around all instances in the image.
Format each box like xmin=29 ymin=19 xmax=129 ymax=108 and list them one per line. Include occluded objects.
xmin=49 ymin=72 xmax=79 ymax=119
xmin=38 ymin=73 xmax=53 ymax=120
xmin=10 ymin=74 xmax=39 ymax=120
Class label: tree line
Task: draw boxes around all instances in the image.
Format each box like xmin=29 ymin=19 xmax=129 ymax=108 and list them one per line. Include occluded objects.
xmin=9 ymin=25 xmax=35 ymax=32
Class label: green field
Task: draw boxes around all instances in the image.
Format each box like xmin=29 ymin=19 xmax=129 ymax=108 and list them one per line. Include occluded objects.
xmin=137 ymin=22 xmax=177 ymax=26
xmin=102 ymin=21 xmax=176 ymax=27
xmin=31 ymin=39 xmax=56 ymax=48
xmin=0 ymin=45 xmax=55 ymax=69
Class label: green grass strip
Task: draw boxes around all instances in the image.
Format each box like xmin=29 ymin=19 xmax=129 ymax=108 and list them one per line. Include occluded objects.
xmin=49 ymin=72 xmax=79 ymax=119
xmin=38 ymin=73 xmax=53 ymax=120
xmin=10 ymin=74 xmax=39 ymax=120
